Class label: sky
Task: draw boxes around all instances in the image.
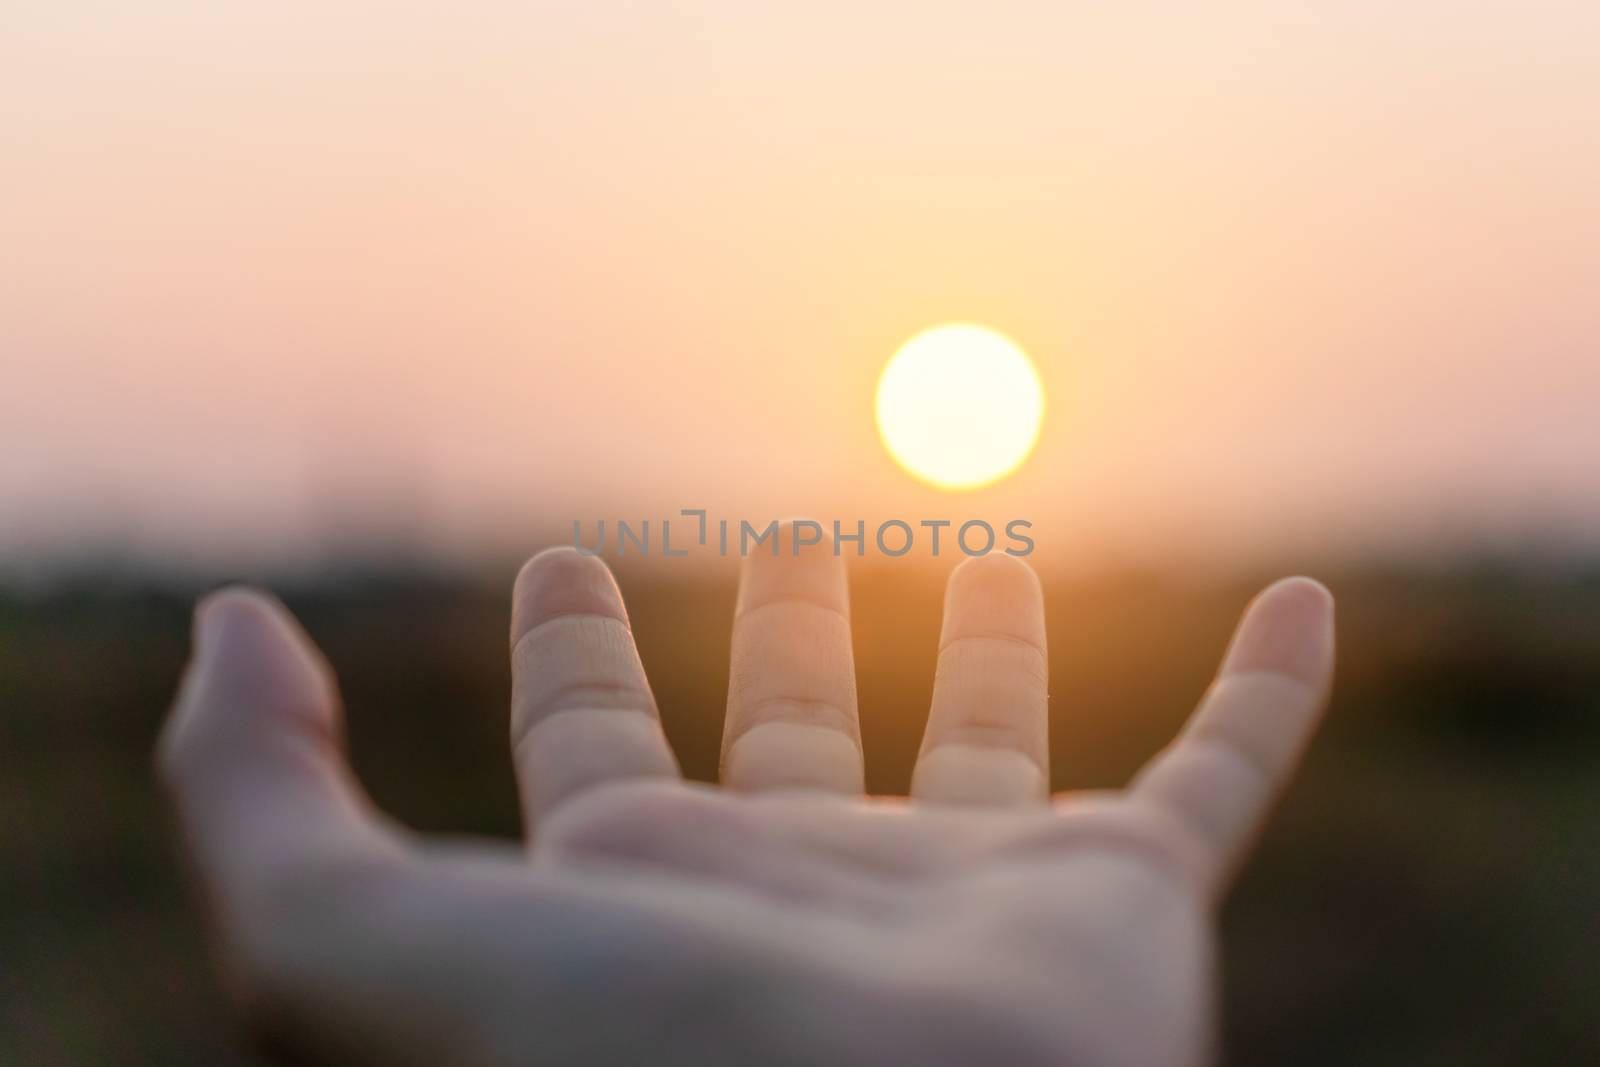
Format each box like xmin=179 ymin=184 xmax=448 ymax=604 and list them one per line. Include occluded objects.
xmin=3 ymin=2 xmax=1598 ymax=575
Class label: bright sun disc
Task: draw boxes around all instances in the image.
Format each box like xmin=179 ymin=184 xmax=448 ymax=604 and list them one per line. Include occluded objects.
xmin=875 ymin=324 xmax=1045 ymax=490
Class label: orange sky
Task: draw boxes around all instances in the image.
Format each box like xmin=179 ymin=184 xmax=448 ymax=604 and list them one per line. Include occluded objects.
xmin=3 ymin=3 xmax=1598 ymax=573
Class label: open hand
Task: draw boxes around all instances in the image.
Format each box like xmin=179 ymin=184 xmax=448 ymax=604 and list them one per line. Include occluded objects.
xmin=159 ymin=523 xmax=1334 ymax=1066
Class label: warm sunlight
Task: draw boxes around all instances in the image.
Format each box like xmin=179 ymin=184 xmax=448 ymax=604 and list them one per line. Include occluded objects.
xmin=875 ymin=324 xmax=1045 ymax=491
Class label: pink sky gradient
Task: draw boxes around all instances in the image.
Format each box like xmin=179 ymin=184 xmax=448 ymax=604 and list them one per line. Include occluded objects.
xmin=3 ymin=3 xmax=1598 ymax=573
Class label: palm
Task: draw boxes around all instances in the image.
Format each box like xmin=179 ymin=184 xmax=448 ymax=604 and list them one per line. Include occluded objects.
xmin=160 ymin=524 xmax=1333 ymax=1066
xmin=536 ymin=781 xmax=1210 ymax=1067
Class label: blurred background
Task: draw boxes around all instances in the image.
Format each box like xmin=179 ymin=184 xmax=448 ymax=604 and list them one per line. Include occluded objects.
xmin=3 ymin=2 xmax=1598 ymax=1063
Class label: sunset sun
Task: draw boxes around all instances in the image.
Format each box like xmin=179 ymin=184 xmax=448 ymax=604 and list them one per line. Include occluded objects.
xmin=875 ymin=324 xmax=1045 ymax=491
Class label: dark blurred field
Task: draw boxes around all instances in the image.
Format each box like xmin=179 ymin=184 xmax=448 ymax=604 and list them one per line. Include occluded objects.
xmin=3 ymin=561 xmax=1598 ymax=1065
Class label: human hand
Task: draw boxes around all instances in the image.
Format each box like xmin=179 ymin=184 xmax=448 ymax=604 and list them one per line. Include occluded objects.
xmin=158 ymin=524 xmax=1334 ymax=1066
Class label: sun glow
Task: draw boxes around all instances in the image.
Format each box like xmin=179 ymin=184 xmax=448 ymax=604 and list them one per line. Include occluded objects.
xmin=875 ymin=325 xmax=1045 ymax=491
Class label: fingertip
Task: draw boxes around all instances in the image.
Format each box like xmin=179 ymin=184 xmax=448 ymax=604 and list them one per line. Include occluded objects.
xmin=941 ymin=552 xmax=1045 ymax=647
xmin=735 ymin=519 xmax=848 ymax=616
xmin=193 ymin=585 xmax=285 ymax=656
xmin=947 ymin=551 xmax=1042 ymax=600
xmin=1265 ymin=575 xmax=1334 ymax=612
xmin=512 ymin=547 xmax=628 ymax=648
xmin=163 ymin=585 xmax=339 ymax=787
xmin=192 ymin=585 xmax=329 ymax=684
xmin=1222 ymin=576 xmax=1335 ymax=685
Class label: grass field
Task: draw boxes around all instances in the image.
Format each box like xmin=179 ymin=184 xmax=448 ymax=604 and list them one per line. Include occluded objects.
xmin=3 ymin=561 xmax=1598 ymax=1064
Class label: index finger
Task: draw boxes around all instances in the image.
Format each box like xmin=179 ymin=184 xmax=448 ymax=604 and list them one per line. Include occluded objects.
xmin=1130 ymin=577 xmax=1335 ymax=890
xmin=510 ymin=549 xmax=681 ymax=830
